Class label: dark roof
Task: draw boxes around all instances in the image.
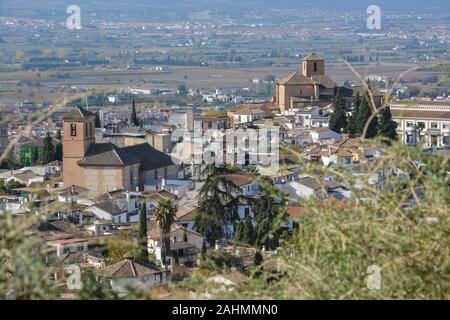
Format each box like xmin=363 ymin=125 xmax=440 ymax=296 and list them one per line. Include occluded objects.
xmin=77 ymin=143 xmax=173 ymax=170
xmin=63 ymin=106 xmax=95 ymax=121
xmin=121 ymin=143 xmax=173 ymax=171
xmin=77 ymin=143 xmax=141 ymax=167
xmin=277 ymin=72 xmax=334 ymax=88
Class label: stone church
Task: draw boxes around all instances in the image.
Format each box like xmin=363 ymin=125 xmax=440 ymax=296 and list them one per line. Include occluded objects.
xmin=275 ymin=53 xmax=335 ymax=112
xmin=62 ymin=106 xmax=177 ymax=195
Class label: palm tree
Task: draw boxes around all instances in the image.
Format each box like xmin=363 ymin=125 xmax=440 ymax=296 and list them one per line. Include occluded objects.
xmin=153 ymin=198 xmax=177 ymax=266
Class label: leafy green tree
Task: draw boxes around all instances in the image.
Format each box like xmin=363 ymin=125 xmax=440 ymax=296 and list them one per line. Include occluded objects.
xmin=0 ymin=180 xmax=7 ymax=195
xmin=254 ymin=251 xmax=263 ymax=266
xmin=154 ymin=198 xmax=177 ymax=266
xmin=245 ymin=165 xmax=260 ymax=177
xmin=41 ymin=132 xmax=55 ymax=164
xmin=195 ymin=165 xmax=241 ymax=245
xmin=378 ymin=106 xmax=398 ymax=140
xmin=55 ymin=129 xmax=61 ymax=140
xmin=177 ymin=84 xmax=188 ymax=96
xmin=329 ymin=88 xmax=348 ymax=133
xmin=130 ymin=98 xmax=139 ymax=126
xmin=31 ymin=147 xmax=40 ymax=164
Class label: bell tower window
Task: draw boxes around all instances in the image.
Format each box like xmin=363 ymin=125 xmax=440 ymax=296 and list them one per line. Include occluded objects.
xmin=314 ymin=62 xmax=317 ymax=72
xmin=70 ymin=123 xmax=77 ymax=136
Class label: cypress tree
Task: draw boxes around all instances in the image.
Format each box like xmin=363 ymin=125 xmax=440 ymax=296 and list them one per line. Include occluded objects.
xmin=95 ymin=112 xmax=101 ymax=128
xmin=138 ymin=203 xmax=147 ymax=242
xmin=346 ymin=92 xmax=361 ymax=137
xmin=183 ymin=229 xmax=188 ymax=242
xmin=356 ymin=94 xmax=379 ymax=139
xmin=242 ymin=215 xmax=255 ymax=245
xmin=54 ymin=142 xmax=63 ymax=162
xmin=379 ymin=106 xmax=398 ymax=140
xmin=130 ymin=98 xmax=139 ymax=126
xmin=54 ymin=129 xmax=63 ymax=162
xmin=234 ymin=220 xmax=244 ymax=243
xmin=137 ymin=203 xmax=148 ymax=262
xmin=41 ymin=132 xmax=55 ymax=164
xmin=329 ymin=88 xmax=348 ymax=133
xmin=201 ymin=238 xmax=207 ymax=257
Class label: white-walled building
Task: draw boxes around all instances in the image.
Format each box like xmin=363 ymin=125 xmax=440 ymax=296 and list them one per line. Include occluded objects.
xmin=47 ymin=238 xmax=89 ymax=257
xmin=390 ymin=102 xmax=450 ymax=148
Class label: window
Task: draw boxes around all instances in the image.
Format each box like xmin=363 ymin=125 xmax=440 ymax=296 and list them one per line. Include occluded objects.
xmin=313 ymin=62 xmax=317 ymax=72
xmin=406 ymin=121 xmax=413 ymax=128
xmin=70 ymin=123 xmax=77 ymax=136
xmin=84 ymin=123 xmax=88 ymax=136
xmin=406 ymin=134 xmax=414 ymax=144
xmin=443 ymin=136 xmax=450 ymax=145
xmin=244 ymin=207 xmax=250 ymax=218
xmin=430 ymin=122 xmax=438 ymax=129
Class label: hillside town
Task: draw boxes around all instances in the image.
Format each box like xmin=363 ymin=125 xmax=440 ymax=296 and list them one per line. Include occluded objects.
xmin=0 ymin=52 xmax=448 ymax=298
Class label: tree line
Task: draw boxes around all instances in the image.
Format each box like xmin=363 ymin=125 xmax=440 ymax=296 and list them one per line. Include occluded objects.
xmin=329 ymin=88 xmax=398 ymax=140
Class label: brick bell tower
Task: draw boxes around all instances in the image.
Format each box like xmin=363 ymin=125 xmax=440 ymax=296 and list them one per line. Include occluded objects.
xmin=62 ymin=106 xmax=96 ymax=188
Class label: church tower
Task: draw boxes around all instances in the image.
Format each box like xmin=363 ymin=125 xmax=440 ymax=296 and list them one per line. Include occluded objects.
xmin=302 ymin=53 xmax=325 ymax=78
xmin=62 ymin=106 xmax=95 ymax=188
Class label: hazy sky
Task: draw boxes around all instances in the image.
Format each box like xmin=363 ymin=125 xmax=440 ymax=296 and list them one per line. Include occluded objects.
xmin=0 ymin=0 xmax=448 ymax=11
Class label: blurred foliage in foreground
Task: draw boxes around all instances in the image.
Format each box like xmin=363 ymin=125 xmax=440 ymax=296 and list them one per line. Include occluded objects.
xmin=179 ymin=141 xmax=450 ymax=299
xmin=0 ymin=141 xmax=449 ymax=299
